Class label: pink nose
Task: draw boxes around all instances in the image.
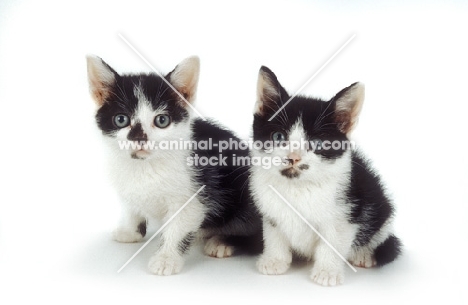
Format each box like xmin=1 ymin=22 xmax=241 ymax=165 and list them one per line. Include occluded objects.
xmin=287 ymin=152 xmax=301 ymax=165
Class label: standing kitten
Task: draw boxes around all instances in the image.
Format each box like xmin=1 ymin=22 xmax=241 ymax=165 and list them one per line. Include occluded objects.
xmin=86 ymin=55 xmax=261 ymax=275
xmin=250 ymin=66 xmax=401 ymax=286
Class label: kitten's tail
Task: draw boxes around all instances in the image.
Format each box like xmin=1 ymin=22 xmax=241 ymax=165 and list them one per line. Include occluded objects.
xmin=374 ymin=234 xmax=402 ymax=267
xmin=225 ymin=231 xmax=264 ymax=255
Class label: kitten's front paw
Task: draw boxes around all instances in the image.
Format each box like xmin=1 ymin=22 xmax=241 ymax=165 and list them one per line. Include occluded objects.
xmin=204 ymin=236 xmax=234 ymax=258
xmin=112 ymin=228 xmax=144 ymax=243
xmin=148 ymin=254 xmax=184 ymax=276
xmin=257 ymin=255 xmax=290 ymax=275
xmin=310 ymin=266 xmax=344 ymax=286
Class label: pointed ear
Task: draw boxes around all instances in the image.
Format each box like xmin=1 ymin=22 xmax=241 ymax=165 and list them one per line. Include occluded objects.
xmin=167 ymin=56 xmax=200 ymax=106
xmin=254 ymin=66 xmax=282 ymax=116
xmin=86 ymin=55 xmax=118 ymax=107
xmin=332 ymin=82 xmax=365 ymax=134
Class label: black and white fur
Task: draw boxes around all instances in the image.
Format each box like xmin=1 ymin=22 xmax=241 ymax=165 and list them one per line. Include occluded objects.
xmin=250 ymin=66 xmax=401 ymax=286
xmin=87 ymin=56 xmax=261 ymax=275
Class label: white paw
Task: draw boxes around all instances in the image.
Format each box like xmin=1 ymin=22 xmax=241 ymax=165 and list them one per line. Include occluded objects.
xmin=112 ymin=228 xmax=143 ymax=243
xmin=350 ymin=247 xmax=376 ymax=268
xmin=310 ymin=266 xmax=344 ymax=286
xmin=148 ymin=254 xmax=184 ymax=276
xmin=204 ymin=236 xmax=234 ymax=258
xmin=257 ymin=255 xmax=290 ymax=275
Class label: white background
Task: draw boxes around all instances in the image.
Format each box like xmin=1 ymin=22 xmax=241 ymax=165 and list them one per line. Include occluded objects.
xmin=1 ymin=0 xmax=467 ymax=303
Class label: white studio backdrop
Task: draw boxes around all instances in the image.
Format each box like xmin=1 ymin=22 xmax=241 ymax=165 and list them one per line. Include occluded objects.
xmin=0 ymin=0 xmax=467 ymax=304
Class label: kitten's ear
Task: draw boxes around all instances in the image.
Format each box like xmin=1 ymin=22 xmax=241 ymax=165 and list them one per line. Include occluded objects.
xmin=86 ymin=55 xmax=118 ymax=107
xmin=255 ymin=66 xmax=282 ymax=116
xmin=332 ymin=82 xmax=365 ymax=134
xmin=167 ymin=56 xmax=200 ymax=106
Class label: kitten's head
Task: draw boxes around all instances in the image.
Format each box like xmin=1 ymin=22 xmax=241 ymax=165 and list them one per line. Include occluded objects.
xmin=252 ymin=66 xmax=364 ymax=180
xmin=86 ymin=55 xmax=200 ymax=160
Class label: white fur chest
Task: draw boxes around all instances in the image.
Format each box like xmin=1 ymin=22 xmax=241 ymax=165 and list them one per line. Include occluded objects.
xmin=108 ymin=150 xmax=195 ymax=219
xmin=250 ymin=164 xmax=352 ymax=256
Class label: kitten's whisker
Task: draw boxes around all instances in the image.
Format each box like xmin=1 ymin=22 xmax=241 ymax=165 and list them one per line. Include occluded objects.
xmin=315 ymin=122 xmax=338 ymax=131
xmin=230 ymin=167 xmax=250 ymax=183
xmin=314 ymin=101 xmax=335 ymax=129
xmin=277 ymin=94 xmax=290 ymax=126
xmin=267 ymin=102 xmax=288 ymax=127
xmin=113 ymin=82 xmax=133 ymax=108
xmin=351 ymin=160 xmax=370 ymax=172
xmin=228 ymin=164 xmax=250 ymax=175
xmin=239 ymin=172 xmax=252 ymax=199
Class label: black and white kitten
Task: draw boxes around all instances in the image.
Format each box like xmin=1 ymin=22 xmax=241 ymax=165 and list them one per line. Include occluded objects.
xmin=86 ymin=55 xmax=261 ymax=275
xmin=250 ymin=66 xmax=401 ymax=286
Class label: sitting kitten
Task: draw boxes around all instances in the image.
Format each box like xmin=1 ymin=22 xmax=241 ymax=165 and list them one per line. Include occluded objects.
xmin=250 ymin=66 xmax=401 ymax=286
xmin=86 ymin=55 xmax=261 ymax=275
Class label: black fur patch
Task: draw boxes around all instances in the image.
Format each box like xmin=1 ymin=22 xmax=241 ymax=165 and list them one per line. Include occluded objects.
xmin=348 ymin=152 xmax=395 ymax=246
xmin=374 ymin=234 xmax=402 ymax=266
xmin=193 ymin=119 xmax=261 ymax=232
xmin=137 ymin=221 xmax=147 ymax=237
xmin=95 ymin=73 xmax=189 ymax=137
xmin=188 ymin=119 xmax=263 ymax=254
xmin=178 ymin=232 xmax=196 ymax=255
xmin=280 ymin=167 xmax=300 ymax=178
xmin=224 ymin=231 xmax=264 ymax=255
xmin=127 ymin=123 xmax=147 ymax=142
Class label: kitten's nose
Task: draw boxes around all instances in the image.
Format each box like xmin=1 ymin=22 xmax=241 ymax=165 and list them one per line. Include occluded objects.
xmin=286 ymin=152 xmax=301 ymax=165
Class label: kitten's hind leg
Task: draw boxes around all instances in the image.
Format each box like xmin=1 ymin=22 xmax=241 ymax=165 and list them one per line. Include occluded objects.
xmin=112 ymin=206 xmax=146 ymax=243
xmin=204 ymin=235 xmax=234 ymax=258
xmin=349 ymin=245 xmax=376 ymax=268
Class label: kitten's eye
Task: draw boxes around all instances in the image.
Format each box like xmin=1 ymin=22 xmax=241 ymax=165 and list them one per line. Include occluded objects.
xmin=271 ymin=131 xmax=286 ymax=142
xmin=154 ymin=114 xmax=171 ymax=128
xmin=113 ymin=114 xmax=130 ymax=128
